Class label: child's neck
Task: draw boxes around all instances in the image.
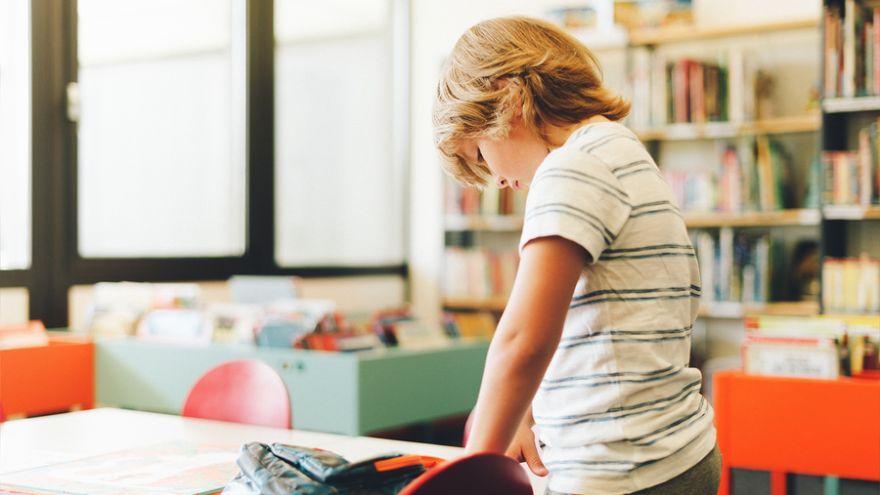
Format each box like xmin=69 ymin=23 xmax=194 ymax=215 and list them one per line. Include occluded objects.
xmin=547 ymin=115 xmax=612 ymax=150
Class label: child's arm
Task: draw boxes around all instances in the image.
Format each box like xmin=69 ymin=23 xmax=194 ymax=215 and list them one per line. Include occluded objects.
xmin=463 ymin=235 xmax=587 ymax=459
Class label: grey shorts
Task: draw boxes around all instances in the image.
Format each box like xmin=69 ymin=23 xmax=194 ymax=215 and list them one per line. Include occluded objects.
xmin=545 ymin=444 xmax=722 ymax=495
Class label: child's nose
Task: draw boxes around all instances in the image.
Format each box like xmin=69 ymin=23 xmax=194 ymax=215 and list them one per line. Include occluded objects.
xmin=495 ymin=176 xmax=508 ymax=188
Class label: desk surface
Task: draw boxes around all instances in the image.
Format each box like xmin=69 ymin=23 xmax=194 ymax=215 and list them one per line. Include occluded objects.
xmin=0 ymin=408 xmax=548 ymax=493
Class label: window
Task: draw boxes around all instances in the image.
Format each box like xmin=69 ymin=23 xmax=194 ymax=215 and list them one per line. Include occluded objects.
xmin=0 ymin=0 xmax=32 ymax=270
xmin=274 ymin=0 xmax=404 ymax=266
xmin=76 ymin=0 xmax=246 ymax=257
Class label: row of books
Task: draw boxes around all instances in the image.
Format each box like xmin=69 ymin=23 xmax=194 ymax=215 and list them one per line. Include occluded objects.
xmin=742 ymin=315 xmax=880 ymax=379
xmin=667 ymin=59 xmax=729 ymax=124
xmin=824 ymin=0 xmax=880 ymax=98
xmin=444 ymin=180 xmax=526 ymax=216
xmin=665 ymin=137 xmax=801 ymax=213
xmin=823 ymin=255 xmax=880 ymax=314
xmin=691 ymin=228 xmax=777 ymax=304
xmin=822 ymin=120 xmax=880 ymax=206
xmin=443 ymin=311 xmax=497 ymax=340
xmin=443 ymin=247 xmax=518 ymax=299
xmin=629 ymin=46 xmax=759 ymax=129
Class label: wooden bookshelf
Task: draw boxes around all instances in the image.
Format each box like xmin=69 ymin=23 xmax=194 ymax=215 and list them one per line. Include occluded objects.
xmin=628 ymin=18 xmax=818 ymax=46
xmin=822 ymin=205 xmax=880 ymax=220
xmin=634 ymin=114 xmax=820 ymax=142
xmin=442 ymin=296 xmax=508 ymax=312
xmin=683 ymin=209 xmax=821 ymax=228
xmin=444 ymin=215 xmax=524 ymax=232
xmin=698 ymin=301 xmax=820 ymax=319
xmin=822 ymin=96 xmax=880 ymax=113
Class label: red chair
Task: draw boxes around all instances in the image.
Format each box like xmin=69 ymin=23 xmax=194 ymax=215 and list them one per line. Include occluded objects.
xmin=182 ymin=359 xmax=291 ymax=429
xmin=400 ymin=452 xmax=533 ymax=495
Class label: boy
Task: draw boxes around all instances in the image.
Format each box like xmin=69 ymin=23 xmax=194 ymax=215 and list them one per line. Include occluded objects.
xmin=433 ymin=16 xmax=720 ymax=495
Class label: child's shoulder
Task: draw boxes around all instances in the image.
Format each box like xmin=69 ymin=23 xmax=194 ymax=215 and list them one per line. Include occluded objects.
xmin=541 ymin=122 xmax=645 ymax=174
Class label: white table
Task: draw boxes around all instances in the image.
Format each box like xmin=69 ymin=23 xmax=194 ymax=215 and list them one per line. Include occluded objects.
xmin=0 ymin=408 xmax=548 ymax=493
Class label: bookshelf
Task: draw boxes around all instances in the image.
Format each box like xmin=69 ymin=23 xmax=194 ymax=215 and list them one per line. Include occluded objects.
xmin=683 ymin=209 xmax=821 ymax=228
xmin=698 ymin=301 xmax=820 ymax=319
xmin=820 ymin=0 xmax=880 ymax=317
xmin=442 ymin=296 xmax=508 ymax=312
xmin=439 ymin=18 xmax=829 ymax=325
xmin=444 ymin=215 xmax=524 ymax=232
xmin=823 ymin=96 xmax=880 ymax=112
xmin=635 ymin=114 xmax=821 ymax=141
xmin=822 ymin=205 xmax=880 ymax=220
xmin=630 ymin=19 xmax=822 ymax=316
xmin=628 ymin=18 xmax=819 ymax=46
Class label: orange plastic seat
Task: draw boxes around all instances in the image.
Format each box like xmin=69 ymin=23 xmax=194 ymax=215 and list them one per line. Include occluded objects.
xmin=400 ymin=452 xmax=533 ymax=495
xmin=182 ymin=359 xmax=291 ymax=429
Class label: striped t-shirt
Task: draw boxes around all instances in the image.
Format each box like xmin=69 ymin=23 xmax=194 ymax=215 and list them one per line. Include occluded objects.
xmin=520 ymin=121 xmax=716 ymax=495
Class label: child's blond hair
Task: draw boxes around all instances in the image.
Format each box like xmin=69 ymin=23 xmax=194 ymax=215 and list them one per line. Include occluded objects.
xmin=433 ymin=16 xmax=631 ymax=187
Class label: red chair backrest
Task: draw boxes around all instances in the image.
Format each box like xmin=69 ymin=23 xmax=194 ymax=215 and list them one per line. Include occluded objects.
xmin=182 ymin=359 xmax=291 ymax=429
xmin=400 ymin=452 xmax=533 ymax=495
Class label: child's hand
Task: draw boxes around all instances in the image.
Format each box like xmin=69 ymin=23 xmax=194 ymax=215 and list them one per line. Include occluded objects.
xmin=505 ymin=412 xmax=548 ymax=477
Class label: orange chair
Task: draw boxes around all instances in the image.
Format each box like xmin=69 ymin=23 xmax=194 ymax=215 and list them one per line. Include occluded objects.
xmin=400 ymin=452 xmax=533 ymax=495
xmin=714 ymin=370 xmax=880 ymax=495
xmin=182 ymin=359 xmax=291 ymax=429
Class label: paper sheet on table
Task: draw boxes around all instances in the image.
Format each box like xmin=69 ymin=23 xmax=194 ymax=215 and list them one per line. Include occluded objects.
xmin=0 ymin=442 xmax=238 ymax=495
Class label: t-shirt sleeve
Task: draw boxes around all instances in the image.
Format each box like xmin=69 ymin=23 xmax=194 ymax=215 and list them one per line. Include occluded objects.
xmin=519 ymin=151 xmax=632 ymax=262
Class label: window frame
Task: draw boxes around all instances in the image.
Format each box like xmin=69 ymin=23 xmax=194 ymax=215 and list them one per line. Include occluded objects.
xmin=10 ymin=0 xmax=408 ymax=327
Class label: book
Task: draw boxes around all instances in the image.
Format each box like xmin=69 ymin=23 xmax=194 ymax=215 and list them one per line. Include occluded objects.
xmin=822 ymin=254 xmax=880 ymax=313
xmin=665 ymin=137 xmax=800 ymax=214
xmin=0 ymin=321 xmax=49 ymax=349
xmin=446 ymin=312 xmax=496 ymax=339
xmin=822 ymin=119 xmax=880 ymax=206
xmin=443 ymin=247 xmax=518 ymax=300
xmin=444 ymin=178 xmax=526 ymax=216
xmin=743 ymin=333 xmax=840 ymax=379
xmin=0 ymin=442 xmax=238 ymax=495
xmin=691 ymin=229 xmax=776 ymax=305
xmin=824 ymin=1 xmax=880 ymax=97
xmin=744 ymin=315 xmax=880 ymax=378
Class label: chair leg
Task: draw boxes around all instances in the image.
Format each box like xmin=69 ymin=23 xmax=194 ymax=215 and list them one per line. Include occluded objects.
xmin=770 ymin=471 xmax=786 ymax=495
xmin=717 ymin=460 xmax=729 ymax=495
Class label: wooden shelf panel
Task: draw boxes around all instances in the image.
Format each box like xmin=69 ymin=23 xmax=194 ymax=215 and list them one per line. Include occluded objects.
xmin=629 ymin=18 xmax=818 ymax=46
xmin=444 ymin=215 xmax=524 ymax=232
xmin=823 ymin=205 xmax=880 ymax=220
xmin=698 ymin=301 xmax=820 ymax=319
xmin=633 ymin=114 xmax=820 ymax=141
xmin=684 ymin=209 xmax=821 ymax=228
xmin=448 ymin=298 xmax=827 ymax=318
xmin=822 ymin=97 xmax=880 ymax=113
xmin=443 ymin=296 xmax=508 ymax=312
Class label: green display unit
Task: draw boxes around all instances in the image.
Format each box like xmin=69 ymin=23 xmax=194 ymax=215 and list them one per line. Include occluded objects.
xmin=95 ymin=337 xmax=488 ymax=435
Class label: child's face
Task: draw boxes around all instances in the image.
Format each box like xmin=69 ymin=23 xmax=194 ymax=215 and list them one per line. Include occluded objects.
xmin=467 ymin=118 xmax=549 ymax=190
